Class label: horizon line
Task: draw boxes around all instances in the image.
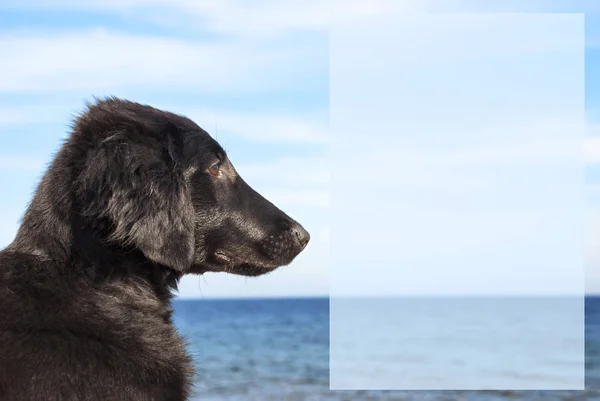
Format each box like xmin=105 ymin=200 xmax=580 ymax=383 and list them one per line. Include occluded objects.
xmin=174 ymin=293 xmax=600 ymax=300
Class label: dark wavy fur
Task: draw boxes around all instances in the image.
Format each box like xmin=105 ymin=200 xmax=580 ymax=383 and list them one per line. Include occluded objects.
xmin=0 ymin=97 xmax=310 ymax=401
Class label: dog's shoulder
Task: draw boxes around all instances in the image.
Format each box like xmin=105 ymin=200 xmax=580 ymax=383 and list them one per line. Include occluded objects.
xmin=0 ymin=249 xmax=194 ymax=401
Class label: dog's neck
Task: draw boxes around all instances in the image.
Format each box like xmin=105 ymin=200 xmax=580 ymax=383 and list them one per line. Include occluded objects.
xmin=9 ymin=166 xmax=181 ymax=308
xmin=11 ymin=167 xmax=73 ymax=262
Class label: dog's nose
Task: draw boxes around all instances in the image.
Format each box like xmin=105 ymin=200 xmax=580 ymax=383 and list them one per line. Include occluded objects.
xmin=291 ymin=224 xmax=310 ymax=249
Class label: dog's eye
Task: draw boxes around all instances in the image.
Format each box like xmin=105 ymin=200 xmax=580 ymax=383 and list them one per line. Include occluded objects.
xmin=208 ymin=161 xmax=222 ymax=176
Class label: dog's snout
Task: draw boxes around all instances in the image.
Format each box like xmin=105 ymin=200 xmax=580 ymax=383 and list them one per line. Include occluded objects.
xmin=291 ymin=224 xmax=310 ymax=249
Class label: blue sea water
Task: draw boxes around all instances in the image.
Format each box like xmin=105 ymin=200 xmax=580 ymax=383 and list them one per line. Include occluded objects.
xmin=330 ymin=297 xmax=584 ymax=390
xmin=173 ymin=297 xmax=600 ymax=401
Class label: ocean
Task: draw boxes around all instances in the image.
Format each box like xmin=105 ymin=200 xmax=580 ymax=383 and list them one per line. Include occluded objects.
xmin=173 ymin=297 xmax=600 ymax=401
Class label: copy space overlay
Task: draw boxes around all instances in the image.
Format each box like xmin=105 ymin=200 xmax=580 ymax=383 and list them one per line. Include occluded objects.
xmin=329 ymin=13 xmax=585 ymax=390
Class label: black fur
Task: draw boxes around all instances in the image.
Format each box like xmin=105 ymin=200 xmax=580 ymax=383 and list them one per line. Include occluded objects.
xmin=0 ymin=97 xmax=310 ymax=401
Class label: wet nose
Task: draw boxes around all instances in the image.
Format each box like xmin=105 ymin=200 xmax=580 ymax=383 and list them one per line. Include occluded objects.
xmin=291 ymin=223 xmax=310 ymax=249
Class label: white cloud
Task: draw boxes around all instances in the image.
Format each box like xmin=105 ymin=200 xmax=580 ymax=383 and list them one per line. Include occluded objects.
xmin=0 ymin=29 xmax=324 ymax=94
xmin=6 ymin=0 xmax=598 ymax=44
xmin=0 ymin=103 xmax=77 ymax=127
xmin=258 ymin=188 xmax=329 ymax=208
xmin=0 ymin=156 xmax=47 ymax=171
xmin=8 ymin=0 xmax=415 ymax=38
xmin=184 ymin=109 xmax=329 ymax=144
xmin=0 ymin=107 xmax=46 ymax=126
xmin=141 ymin=0 xmax=402 ymax=38
xmin=232 ymin=156 xmax=330 ymax=208
xmin=0 ymin=101 xmax=329 ymax=144
xmin=235 ymin=157 xmax=330 ymax=186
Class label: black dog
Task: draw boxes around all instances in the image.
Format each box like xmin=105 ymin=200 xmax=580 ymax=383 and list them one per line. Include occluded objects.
xmin=0 ymin=98 xmax=310 ymax=401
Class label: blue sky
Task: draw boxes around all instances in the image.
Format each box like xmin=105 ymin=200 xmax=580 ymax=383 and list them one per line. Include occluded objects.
xmin=330 ymin=12 xmax=588 ymax=297
xmin=0 ymin=0 xmax=599 ymax=297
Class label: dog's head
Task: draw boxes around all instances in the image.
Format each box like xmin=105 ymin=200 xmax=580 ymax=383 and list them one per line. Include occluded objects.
xmin=74 ymin=98 xmax=309 ymax=277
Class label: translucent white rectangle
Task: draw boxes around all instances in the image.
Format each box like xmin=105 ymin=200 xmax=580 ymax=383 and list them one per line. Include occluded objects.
xmin=330 ymin=13 xmax=585 ymax=390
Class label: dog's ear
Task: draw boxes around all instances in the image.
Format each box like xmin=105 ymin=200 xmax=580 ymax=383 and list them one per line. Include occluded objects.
xmin=164 ymin=121 xmax=186 ymax=165
xmin=77 ymin=123 xmax=195 ymax=273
